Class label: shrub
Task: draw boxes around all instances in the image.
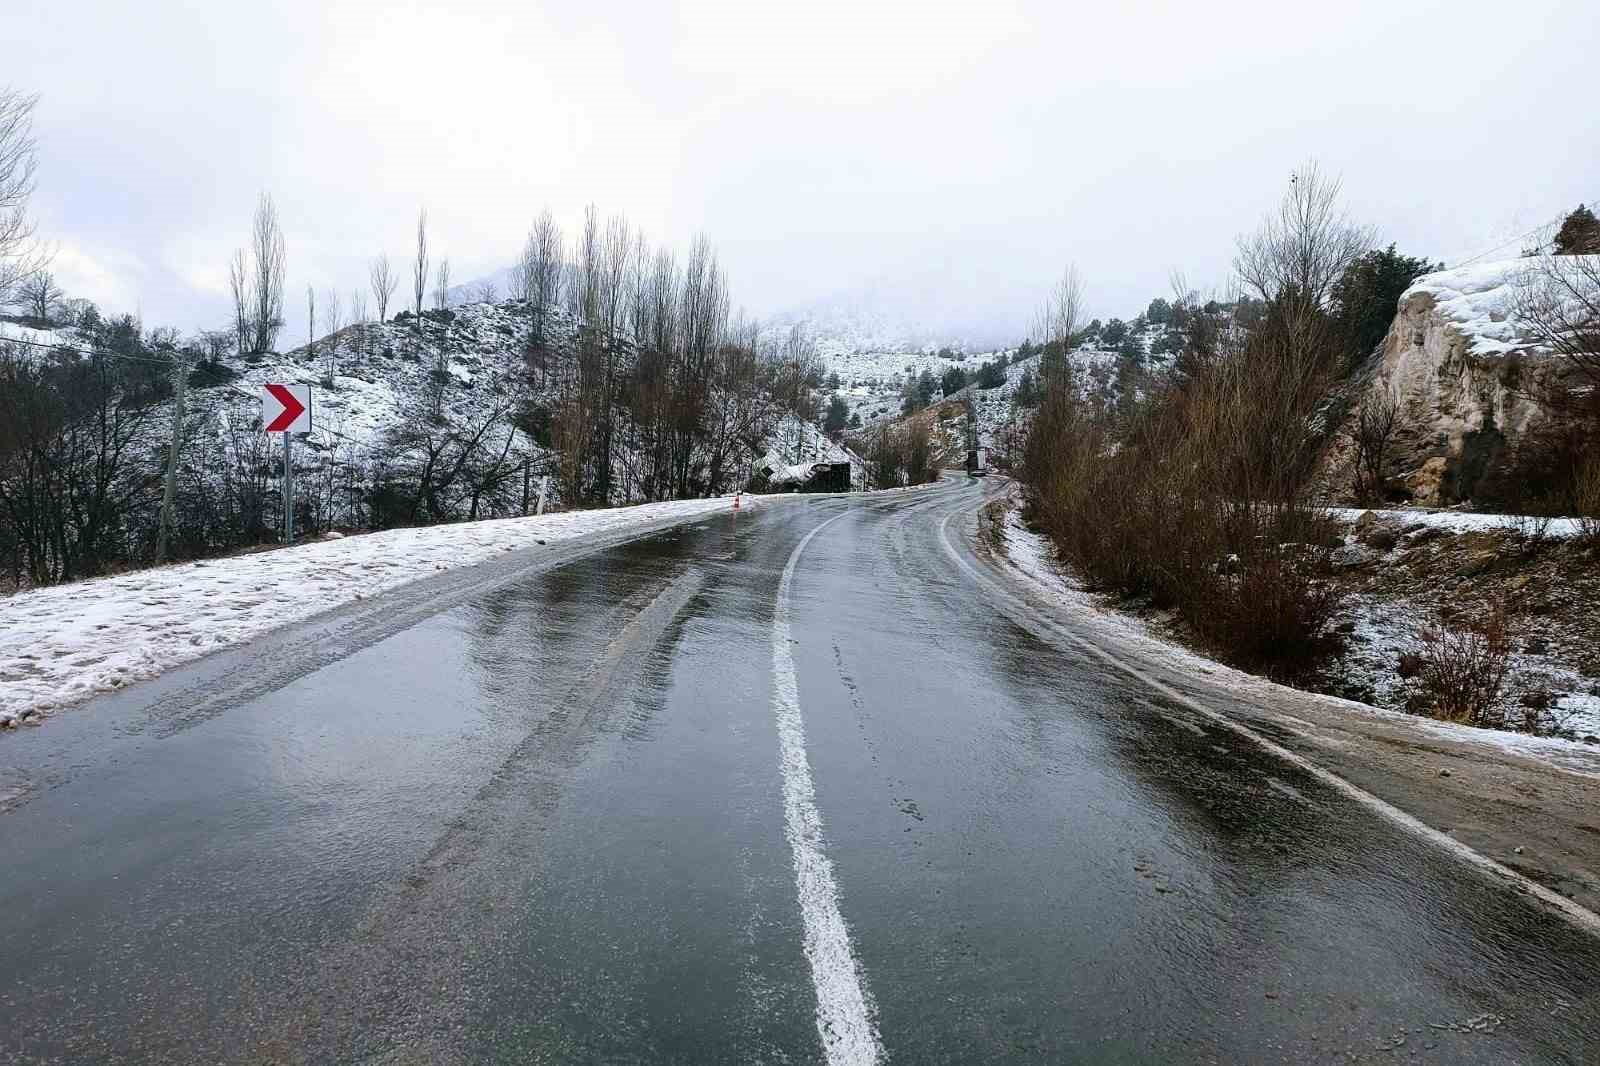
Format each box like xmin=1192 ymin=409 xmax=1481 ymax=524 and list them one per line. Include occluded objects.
xmin=1020 ymin=293 xmax=1347 ymax=675
xmin=1191 ymin=511 xmax=1345 ymax=672
xmin=1413 ymin=602 xmax=1516 ymax=727
xmin=1578 ymin=453 xmax=1600 ymax=548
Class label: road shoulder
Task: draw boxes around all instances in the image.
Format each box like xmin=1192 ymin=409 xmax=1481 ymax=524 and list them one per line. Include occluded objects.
xmin=968 ymin=487 xmax=1600 ymax=919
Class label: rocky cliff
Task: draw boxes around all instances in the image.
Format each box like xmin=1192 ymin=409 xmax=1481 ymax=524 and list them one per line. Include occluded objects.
xmin=1318 ymin=256 xmax=1597 ymax=506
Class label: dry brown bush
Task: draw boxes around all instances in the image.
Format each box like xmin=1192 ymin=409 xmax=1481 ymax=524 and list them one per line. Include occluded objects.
xmin=1577 ymin=453 xmax=1600 ymax=548
xmin=1413 ymin=602 xmax=1516 ymax=728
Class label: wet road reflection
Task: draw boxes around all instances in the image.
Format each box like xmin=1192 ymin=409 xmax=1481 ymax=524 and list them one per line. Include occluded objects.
xmin=0 ymin=484 xmax=1596 ymax=1063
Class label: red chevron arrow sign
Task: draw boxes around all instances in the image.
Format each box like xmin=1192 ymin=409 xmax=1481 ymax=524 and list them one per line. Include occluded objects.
xmin=262 ymin=384 xmax=311 ymax=433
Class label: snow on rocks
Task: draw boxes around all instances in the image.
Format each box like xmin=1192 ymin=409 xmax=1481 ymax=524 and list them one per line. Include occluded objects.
xmin=1329 ymin=507 xmax=1592 ymax=539
xmin=0 ymin=495 xmax=775 ymax=725
xmin=1403 ymin=255 xmax=1600 ymax=358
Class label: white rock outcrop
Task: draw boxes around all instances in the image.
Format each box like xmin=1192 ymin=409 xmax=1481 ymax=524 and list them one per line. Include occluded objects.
xmin=1320 ymin=256 xmax=1598 ymax=505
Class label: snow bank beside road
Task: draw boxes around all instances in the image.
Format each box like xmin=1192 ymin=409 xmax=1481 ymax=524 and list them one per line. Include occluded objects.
xmin=0 ymin=495 xmax=772 ymax=725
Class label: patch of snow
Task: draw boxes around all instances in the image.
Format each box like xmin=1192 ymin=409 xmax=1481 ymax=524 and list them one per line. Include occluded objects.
xmin=0 ymin=321 xmax=74 ymax=349
xmin=1329 ymin=507 xmax=1591 ymax=539
xmin=1558 ymin=692 xmax=1600 ymax=738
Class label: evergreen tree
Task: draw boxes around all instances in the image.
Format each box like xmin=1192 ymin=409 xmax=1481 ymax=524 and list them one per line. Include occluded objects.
xmin=940 ymin=365 xmax=968 ymax=396
xmin=1330 ymin=244 xmax=1437 ymax=362
xmin=1554 ymin=205 xmax=1600 ymax=255
xmin=824 ymin=394 xmax=849 ymax=434
xmin=1013 ymin=368 xmax=1039 ymax=408
xmin=901 ymin=375 xmax=924 ymax=415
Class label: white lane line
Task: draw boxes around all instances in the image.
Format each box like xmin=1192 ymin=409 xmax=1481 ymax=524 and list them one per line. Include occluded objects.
xmin=772 ymin=512 xmax=884 ymax=1066
xmin=937 ymin=500 xmax=1600 ymax=938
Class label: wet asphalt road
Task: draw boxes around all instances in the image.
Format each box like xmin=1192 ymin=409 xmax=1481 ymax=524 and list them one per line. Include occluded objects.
xmin=2 ymin=478 xmax=1598 ymax=1064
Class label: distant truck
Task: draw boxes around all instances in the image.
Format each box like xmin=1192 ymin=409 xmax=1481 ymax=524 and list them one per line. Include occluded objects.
xmin=965 ymin=448 xmax=989 ymax=477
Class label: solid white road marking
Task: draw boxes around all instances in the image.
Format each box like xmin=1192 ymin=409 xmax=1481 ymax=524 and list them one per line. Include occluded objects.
xmin=937 ymin=498 xmax=1600 ymax=938
xmin=772 ymin=512 xmax=884 ymax=1066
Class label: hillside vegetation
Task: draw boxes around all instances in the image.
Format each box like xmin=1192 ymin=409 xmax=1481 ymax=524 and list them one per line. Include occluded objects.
xmin=0 ymin=202 xmax=851 ymax=588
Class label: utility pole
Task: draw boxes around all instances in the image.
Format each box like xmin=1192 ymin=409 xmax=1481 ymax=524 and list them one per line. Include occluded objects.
xmin=155 ymin=349 xmax=191 ymax=562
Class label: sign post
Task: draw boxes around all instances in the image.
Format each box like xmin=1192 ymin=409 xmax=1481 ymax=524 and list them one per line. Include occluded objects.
xmin=262 ymin=384 xmax=311 ymax=545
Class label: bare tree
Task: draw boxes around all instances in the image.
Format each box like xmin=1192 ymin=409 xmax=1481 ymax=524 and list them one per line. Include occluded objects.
xmin=1512 ymin=253 xmax=1600 ymax=513
xmin=0 ymin=87 xmax=48 ymax=307
xmin=369 ymin=253 xmax=397 ymax=322
xmin=1515 ymin=254 xmax=1600 ymax=403
xmin=599 ymin=214 xmax=632 ymax=345
xmin=1234 ymin=162 xmax=1375 ymax=309
xmin=593 ymin=214 xmax=635 ymax=500
xmin=529 ymin=208 xmax=564 ymax=345
xmin=575 ymin=205 xmax=601 ymax=327
xmin=647 ymin=247 xmax=678 ymax=355
xmin=474 ymin=280 xmax=497 ymax=304
xmin=626 ymin=231 xmax=650 ymax=349
xmin=432 ymin=257 xmax=451 ymax=311
xmin=249 ymin=193 xmax=286 ymax=352
xmin=305 ymin=284 xmax=316 ymax=362
xmin=349 ymin=289 xmax=369 ymax=359
xmin=513 ymin=230 xmax=537 ymax=303
xmin=17 ymin=270 xmax=61 ymax=323
xmin=322 ymin=287 xmax=343 ymax=377
xmin=1351 ymin=385 xmax=1401 ymax=501
xmin=228 ymin=248 xmax=252 ymax=354
xmin=428 ymin=257 xmax=453 ymax=420
xmin=1033 ymin=264 xmax=1084 ymax=354
xmin=411 ymin=208 xmax=429 ymax=325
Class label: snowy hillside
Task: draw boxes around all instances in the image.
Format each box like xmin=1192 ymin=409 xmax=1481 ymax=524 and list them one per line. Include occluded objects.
xmin=0 ymin=321 xmax=75 ymax=349
xmin=834 ymin=349 xmax=996 ymax=428
xmin=1 ymin=291 xmax=874 ymax=579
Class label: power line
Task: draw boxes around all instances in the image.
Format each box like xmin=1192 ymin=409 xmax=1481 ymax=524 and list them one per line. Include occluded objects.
xmin=0 ymin=332 xmax=192 ymax=367
xmin=1447 ymin=198 xmax=1597 ymax=269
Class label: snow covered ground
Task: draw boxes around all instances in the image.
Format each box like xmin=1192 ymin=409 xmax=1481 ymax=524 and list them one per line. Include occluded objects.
xmin=0 ymin=320 xmax=74 ymax=349
xmin=1329 ymin=506 xmax=1592 ymax=539
xmin=0 ymin=494 xmax=781 ymax=726
xmin=992 ymin=501 xmax=1600 ymax=770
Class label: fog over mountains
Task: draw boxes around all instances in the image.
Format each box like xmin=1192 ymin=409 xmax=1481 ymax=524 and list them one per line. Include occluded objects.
xmin=456 ymin=264 xmax=1025 ymax=355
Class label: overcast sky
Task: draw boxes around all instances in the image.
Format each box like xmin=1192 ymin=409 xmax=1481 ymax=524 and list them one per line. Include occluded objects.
xmin=10 ymin=0 xmax=1600 ymax=341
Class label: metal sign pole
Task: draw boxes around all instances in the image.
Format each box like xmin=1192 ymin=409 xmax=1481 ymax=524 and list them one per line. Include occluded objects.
xmin=283 ymin=431 xmax=293 ymax=544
